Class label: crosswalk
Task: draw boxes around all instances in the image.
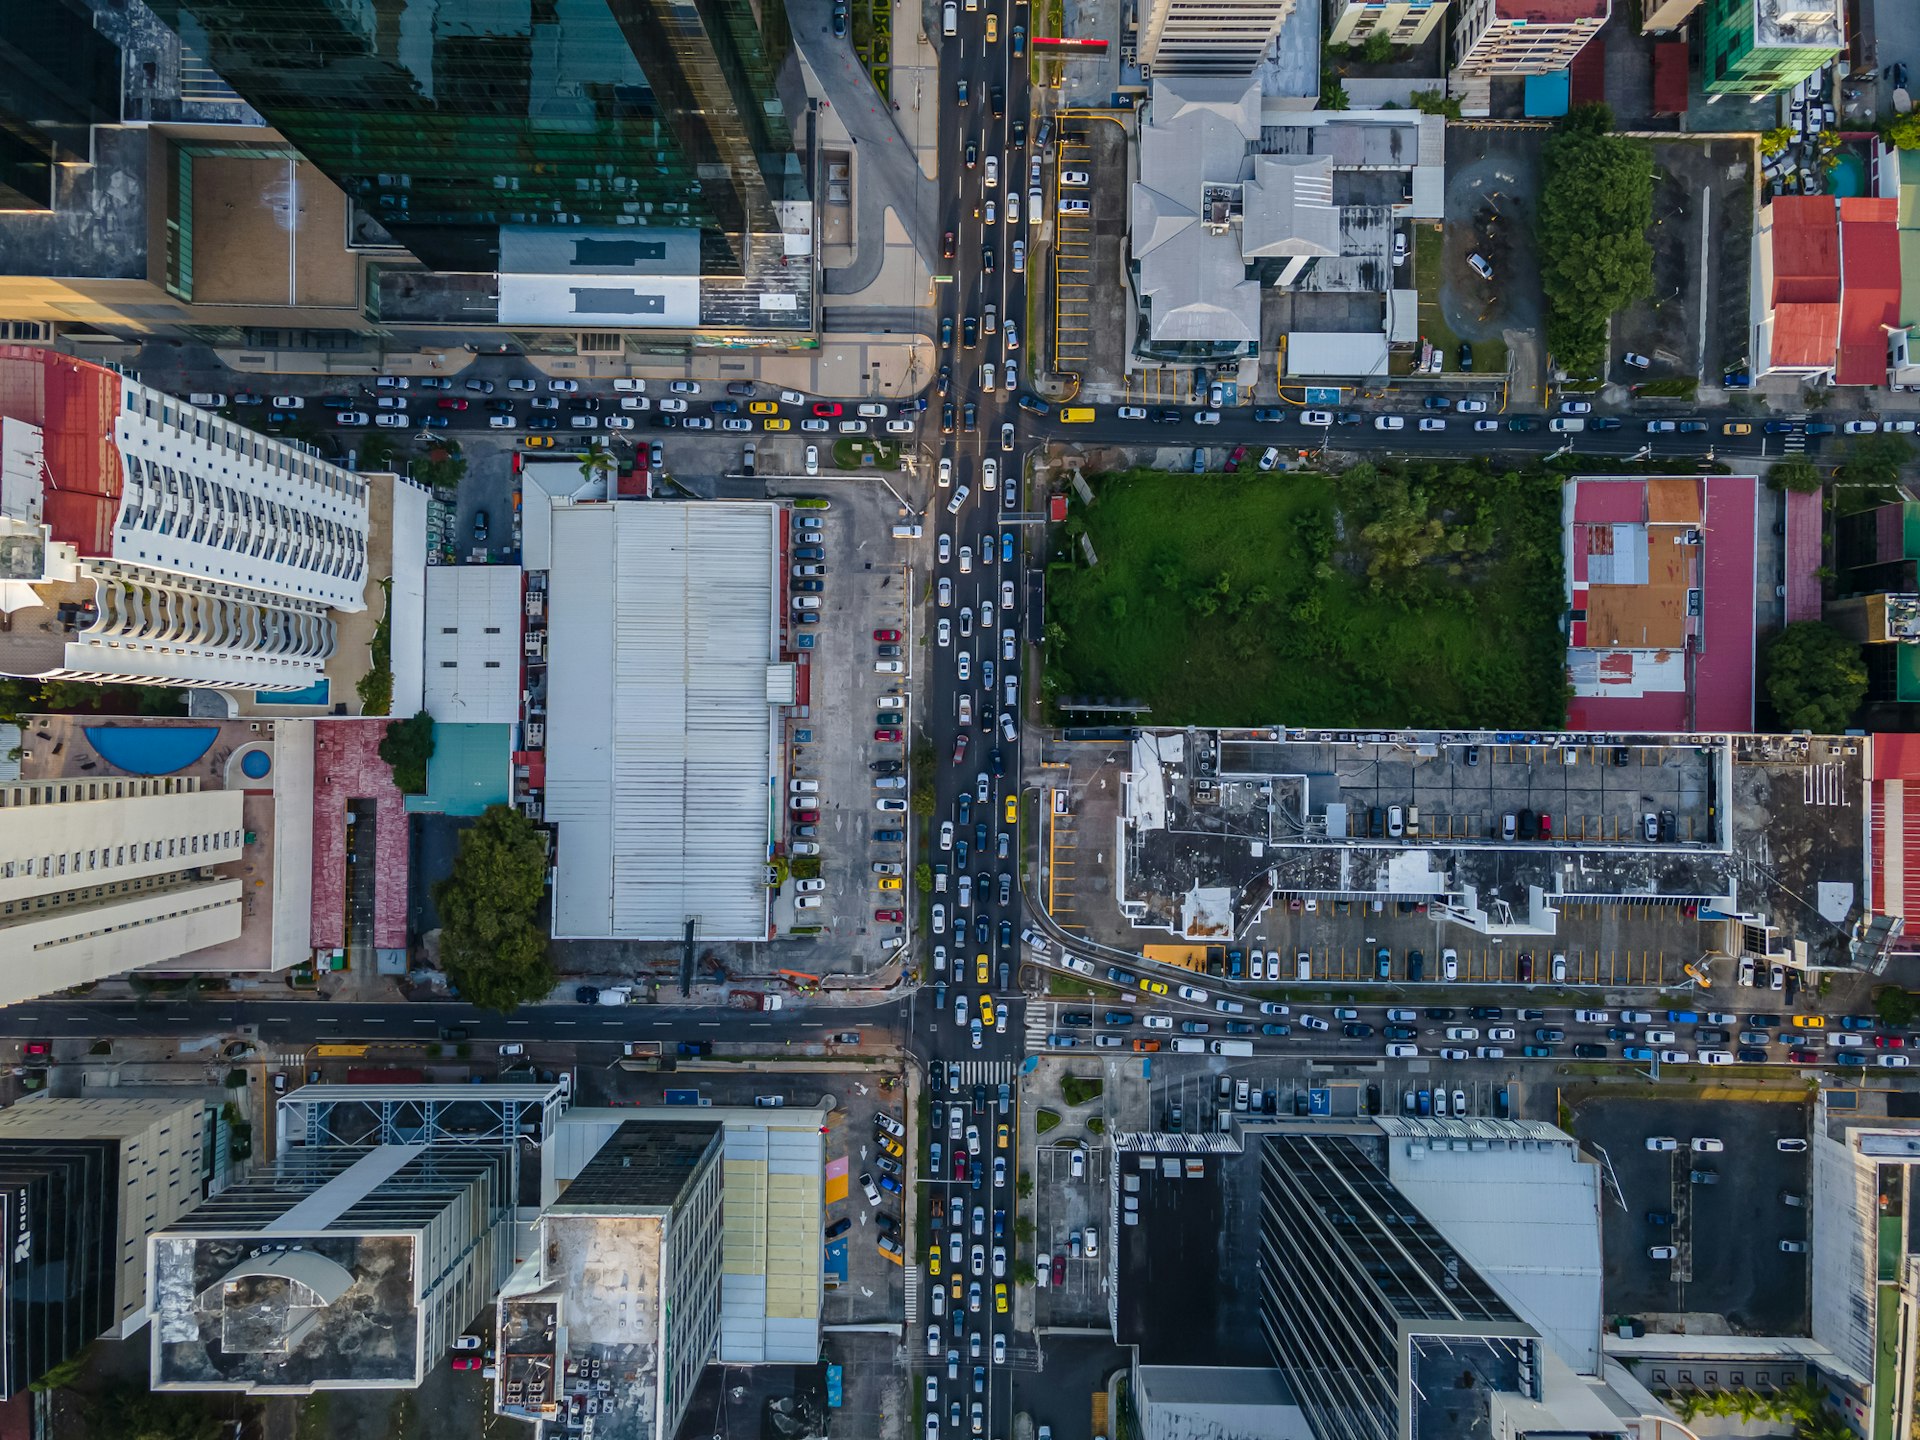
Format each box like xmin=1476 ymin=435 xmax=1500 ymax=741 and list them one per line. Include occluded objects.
xmin=1023 ymin=1003 xmax=1054 ymax=1053
xmin=947 ymin=1059 xmax=1018 ymax=1088
xmin=904 ymin=1267 xmax=920 ymax=1325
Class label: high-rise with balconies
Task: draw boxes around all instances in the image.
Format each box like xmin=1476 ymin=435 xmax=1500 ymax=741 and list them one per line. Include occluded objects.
xmin=0 ymin=346 xmax=369 ymax=691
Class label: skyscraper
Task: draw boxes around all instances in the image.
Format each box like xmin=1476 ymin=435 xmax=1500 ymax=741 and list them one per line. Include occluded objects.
xmin=1138 ymin=0 xmax=1300 ymax=74
xmin=0 ymin=0 xmax=123 ymax=212
xmin=0 ymin=346 xmax=369 ymax=691
xmin=140 ymin=0 xmax=804 ymax=275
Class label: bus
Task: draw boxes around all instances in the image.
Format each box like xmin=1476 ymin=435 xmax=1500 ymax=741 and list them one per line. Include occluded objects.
xmin=1060 ymin=407 xmax=1096 ymax=423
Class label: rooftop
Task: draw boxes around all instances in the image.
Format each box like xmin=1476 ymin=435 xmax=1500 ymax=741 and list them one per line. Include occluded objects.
xmin=543 ymin=503 xmax=782 ymax=941
xmin=1493 ymin=0 xmax=1608 ymax=15
xmin=1749 ymin=0 xmax=1843 ymax=48
xmin=1117 ymin=728 xmax=1870 ymax=968
xmin=559 ymin=1121 xmax=723 ymax=1210
xmin=1837 ymin=198 xmax=1899 ymax=388
xmin=1135 ymin=1366 xmax=1311 ymax=1440
xmin=309 ymin=718 xmax=408 ymax=951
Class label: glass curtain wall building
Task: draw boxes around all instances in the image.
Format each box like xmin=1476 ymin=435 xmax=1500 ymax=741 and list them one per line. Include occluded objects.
xmin=0 ymin=0 xmax=123 ymax=212
xmin=1257 ymin=1131 xmax=1542 ymax=1440
xmin=139 ymin=0 xmax=802 ymax=275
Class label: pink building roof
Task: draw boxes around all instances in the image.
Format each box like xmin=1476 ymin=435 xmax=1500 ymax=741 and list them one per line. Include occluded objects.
xmin=1493 ymin=0 xmax=1608 ymax=16
xmin=1782 ymin=489 xmax=1823 ymax=624
xmin=0 ymin=344 xmax=125 ymax=556
xmin=1837 ymin=197 xmax=1900 ymax=387
xmin=310 ymin=718 xmax=410 ymax=952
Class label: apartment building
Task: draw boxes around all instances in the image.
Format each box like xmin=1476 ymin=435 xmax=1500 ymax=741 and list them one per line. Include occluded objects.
xmin=1327 ymin=0 xmax=1449 ymax=48
xmin=0 ymin=346 xmax=368 ymax=690
xmin=1454 ymin=0 xmax=1610 ymax=74
xmin=1139 ymin=0 xmax=1302 ymax=73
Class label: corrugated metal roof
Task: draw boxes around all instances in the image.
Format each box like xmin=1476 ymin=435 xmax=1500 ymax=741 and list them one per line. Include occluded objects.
xmin=545 ymin=503 xmax=776 ymax=939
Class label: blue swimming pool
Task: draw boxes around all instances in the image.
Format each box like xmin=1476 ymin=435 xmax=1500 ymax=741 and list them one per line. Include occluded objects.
xmin=241 ymin=750 xmax=272 ymax=779
xmin=258 ymin=677 xmax=330 ymax=707
xmin=86 ymin=725 xmax=219 ymax=775
xmin=1830 ymin=152 xmax=1866 ymax=198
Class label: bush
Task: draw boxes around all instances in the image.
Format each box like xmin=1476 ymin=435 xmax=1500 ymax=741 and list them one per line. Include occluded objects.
xmin=1034 ymin=1108 xmax=1061 ymax=1134
xmin=1061 ymin=1075 xmax=1104 ymax=1107
xmin=1768 ymin=458 xmax=1823 ymax=494
xmin=1875 ymin=987 xmax=1919 ymax=1030
xmin=1086 ymin=1116 xmax=1106 ymax=1135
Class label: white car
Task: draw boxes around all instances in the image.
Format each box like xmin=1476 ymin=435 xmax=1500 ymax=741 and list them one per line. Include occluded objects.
xmin=939 ymin=457 xmax=954 ymax=487
xmin=982 ymin=458 xmax=998 ymax=491
xmin=939 ymin=534 xmax=953 ymax=564
xmin=1844 ymin=420 xmax=1879 ymax=434
xmin=374 ymin=413 xmax=410 ymax=428
xmin=1442 ymin=948 xmax=1458 ymax=981
xmin=1257 ymin=446 xmax=1281 ymax=471
xmin=1455 ymin=399 xmax=1488 ymax=413
xmin=659 ymin=397 xmax=689 ymax=413
xmin=487 ymin=415 xmax=517 ymax=429
xmin=1418 ymin=417 xmax=1446 ymax=431
xmin=937 ymin=619 xmax=952 ymax=647
xmin=1623 ymin=352 xmax=1651 ymax=369
xmin=1177 ymin=984 xmax=1209 ymax=1002
xmin=1117 ymin=405 xmax=1146 ymax=420
xmin=270 ymin=395 xmax=305 ymax=409
xmin=1375 ymin=415 xmax=1405 ymax=430
xmin=939 ymin=577 xmax=953 ymax=607
xmin=984 ymin=156 xmax=999 ymax=189
xmin=1302 ymin=410 xmax=1333 ymax=425
xmin=1141 ymin=1016 xmax=1173 ymax=1030
xmin=947 ymin=485 xmax=971 ymax=514
xmin=805 ymin=445 xmax=819 ymax=475
xmin=1002 ymin=628 xmax=1016 ymax=661
xmin=549 ymin=379 xmax=581 ymax=393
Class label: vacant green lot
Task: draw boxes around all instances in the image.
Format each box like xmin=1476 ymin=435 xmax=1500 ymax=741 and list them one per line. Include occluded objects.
xmin=1044 ymin=463 xmax=1568 ymax=727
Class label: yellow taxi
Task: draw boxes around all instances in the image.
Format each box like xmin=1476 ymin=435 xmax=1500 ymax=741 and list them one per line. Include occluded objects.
xmin=1722 ymin=421 xmax=1752 ymax=436
xmin=522 ymin=434 xmax=557 ymax=448
xmin=879 ymin=1134 xmax=905 ymax=1159
xmin=976 ymin=953 xmax=990 ymax=985
xmin=1005 ymin=795 xmax=1018 ymax=824
xmin=928 ymin=1244 xmax=943 ymax=1278
xmin=986 ymin=14 xmax=998 ymax=41
xmin=995 ymin=1122 xmax=1009 ymax=1150
xmin=979 ymin=995 xmax=997 ymax=1029
xmin=878 ymin=1234 xmax=905 ymax=1265
xmin=1791 ymin=1014 xmax=1826 ymax=1029
xmin=1139 ymin=977 xmax=1169 ymax=995
xmin=994 ymin=1282 xmax=1008 ymax=1314
xmin=763 ymin=417 xmax=791 ymax=431
xmin=749 ymin=401 xmax=780 ymax=415
xmin=878 ymin=875 xmax=903 ymax=891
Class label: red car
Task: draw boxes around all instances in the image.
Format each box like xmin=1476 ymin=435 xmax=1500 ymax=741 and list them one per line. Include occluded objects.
xmin=875 ymin=728 xmax=902 ymax=742
xmin=1050 ymin=1253 xmax=1066 ymax=1286
xmin=793 ymin=809 xmax=818 ymax=824
xmin=954 ymin=1154 xmax=970 ymax=1180
xmin=435 ymin=398 xmax=469 ymax=410
xmin=875 ymin=908 xmax=904 ymax=923
xmin=1225 ymin=445 xmax=1247 ymax=472
xmin=873 ymin=628 xmax=901 ymax=641
xmin=1876 ymin=1034 xmax=1906 ymax=1048
xmin=812 ymin=402 xmax=843 ymax=417
xmin=1517 ymin=953 xmax=1533 ymax=983
xmin=22 ymin=1042 xmax=49 ymax=1058
xmin=1788 ymin=1048 xmax=1820 ymax=1064
xmin=952 ymin=735 xmax=970 ymax=764
xmin=451 ymin=1357 xmax=483 ymax=1371
xmin=1539 ymin=812 xmax=1552 ymax=839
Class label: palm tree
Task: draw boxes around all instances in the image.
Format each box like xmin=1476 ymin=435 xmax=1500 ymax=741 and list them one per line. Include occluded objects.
xmin=1734 ymin=1389 xmax=1767 ymax=1423
xmin=579 ymin=446 xmax=616 ymax=484
xmin=1779 ymin=1378 xmax=1830 ymax=1424
xmin=1669 ymin=1392 xmax=1703 ymax=1422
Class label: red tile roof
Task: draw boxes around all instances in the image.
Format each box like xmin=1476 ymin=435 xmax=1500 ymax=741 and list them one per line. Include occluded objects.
xmin=1770 ymin=196 xmax=1840 ymax=304
xmin=1783 ymin=489 xmax=1823 ymax=624
xmin=310 ymin=718 xmax=410 ymax=951
xmin=1837 ymin=197 xmax=1900 ymax=387
xmin=1772 ymin=302 xmax=1841 ymax=369
xmin=1651 ymin=41 xmax=1688 ymax=114
xmin=0 ymin=344 xmax=124 ymax=556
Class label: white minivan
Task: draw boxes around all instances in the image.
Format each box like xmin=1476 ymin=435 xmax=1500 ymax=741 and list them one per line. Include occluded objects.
xmin=943 ymin=1 xmax=957 ymax=32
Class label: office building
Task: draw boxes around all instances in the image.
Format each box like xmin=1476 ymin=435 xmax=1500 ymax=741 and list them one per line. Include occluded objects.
xmin=0 ymin=1 xmax=123 ymax=213
xmin=1139 ymin=0 xmax=1301 ymax=74
xmin=1702 ymin=0 xmax=1842 ymax=99
xmin=0 ymin=775 xmax=245 ymax=1003
xmin=0 ymin=346 xmax=368 ymax=690
xmin=496 ymin=1121 xmax=726 ymax=1440
xmin=0 ymin=1097 xmax=207 ymax=1395
xmin=1327 ymin=0 xmax=1448 ymax=48
xmin=148 ymin=1142 xmax=515 ymax=1394
xmin=139 ymin=0 xmax=804 ymax=279
xmin=1453 ymin=0 xmax=1609 ymax=75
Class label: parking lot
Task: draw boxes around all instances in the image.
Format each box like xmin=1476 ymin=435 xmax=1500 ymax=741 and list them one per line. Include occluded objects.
xmin=1433 ymin=127 xmax=1544 ymax=383
xmin=1571 ymin=1093 xmax=1811 ymax=1333
xmin=1048 ymin=117 xmax=1130 ymax=389
xmin=771 ymin=479 xmax=924 ymax=963
xmin=1031 ymin=1140 xmax=1110 ymax=1324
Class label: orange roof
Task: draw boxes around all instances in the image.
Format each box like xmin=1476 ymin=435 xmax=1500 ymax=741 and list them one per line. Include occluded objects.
xmin=1838 ymin=197 xmax=1900 ymax=387
xmin=1772 ymin=301 xmax=1841 ymax=369
xmin=1645 ymin=477 xmax=1702 ymax=526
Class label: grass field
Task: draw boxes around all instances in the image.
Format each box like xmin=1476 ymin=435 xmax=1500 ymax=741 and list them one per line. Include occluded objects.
xmin=1043 ymin=463 xmax=1568 ymax=728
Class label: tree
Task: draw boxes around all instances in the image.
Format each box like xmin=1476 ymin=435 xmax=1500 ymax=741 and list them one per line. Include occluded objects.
xmin=416 ymin=444 xmax=467 ymax=491
xmin=1768 ymin=457 xmax=1823 ymax=493
xmin=1536 ymin=105 xmax=1654 ymax=373
xmin=1347 ymin=30 xmax=1394 ymax=62
xmin=1840 ymin=432 xmax=1914 ymax=488
xmin=378 ymin=710 xmax=436 ymax=794
xmin=1762 ymin=622 xmax=1867 ymax=733
xmin=1891 ymin=111 xmax=1920 ymax=151
xmin=1760 ymin=126 xmax=1794 ymax=158
xmin=580 ymin=446 xmax=617 ymax=484
xmin=433 ymin=805 xmax=554 ymax=1012
xmin=1875 ymin=987 xmax=1919 ymax=1030
xmin=74 ymin=1381 xmax=232 ymax=1440
xmin=357 ymin=432 xmax=397 ymax=471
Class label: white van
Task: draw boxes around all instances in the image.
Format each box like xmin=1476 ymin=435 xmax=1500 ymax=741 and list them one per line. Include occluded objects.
xmin=943 ymin=1 xmax=957 ymax=31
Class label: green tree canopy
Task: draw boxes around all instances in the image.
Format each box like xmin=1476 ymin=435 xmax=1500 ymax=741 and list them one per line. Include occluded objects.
xmin=1891 ymin=111 xmax=1920 ymax=151
xmin=1762 ymin=622 xmax=1867 ymax=733
xmin=1537 ymin=105 xmax=1654 ymax=373
xmin=378 ymin=710 xmax=436 ymax=794
xmin=1840 ymin=432 xmax=1914 ymax=488
xmin=1875 ymin=987 xmax=1919 ymax=1029
xmin=1767 ymin=457 xmax=1823 ymax=493
xmin=433 ymin=805 xmax=554 ymax=1012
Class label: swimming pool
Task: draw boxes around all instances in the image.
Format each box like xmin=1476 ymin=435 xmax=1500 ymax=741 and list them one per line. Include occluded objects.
xmin=1830 ymin=152 xmax=1866 ymax=198
xmin=85 ymin=725 xmax=219 ymax=775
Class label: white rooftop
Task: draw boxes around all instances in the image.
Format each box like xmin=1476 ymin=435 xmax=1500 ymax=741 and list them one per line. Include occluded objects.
xmin=544 ymin=503 xmax=779 ymax=940
xmin=423 ymin=566 xmax=524 ymax=725
xmin=1379 ymin=1117 xmax=1605 ymax=1376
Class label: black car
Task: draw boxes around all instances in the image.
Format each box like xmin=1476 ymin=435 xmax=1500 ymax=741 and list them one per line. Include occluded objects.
xmin=963 ymin=315 xmax=979 ymax=347
xmin=1102 ymin=1011 xmax=1135 ymax=1026
xmin=991 ymin=86 xmax=1005 ymax=117
xmin=965 ymin=142 xmax=978 ymax=169
xmin=569 ymin=396 xmax=600 ymax=412
xmin=1747 ymin=1013 xmax=1780 ymax=1027
xmin=1010 ymin=119 xmax=1026 ymax=146
xmin=1695 ymin=1028 xmax=1730 ymax=1045
xmin=831 ymin=5 xmax=847 ymax=33
xmin=999 ymin=921 xmax=1013 ymax=951
xmin=972 ymin=1083 xmax=988 ymax=1115
xmin=1736 ymin=1048 xmax=1770 ymax=1063
xmin=575 ymin=986 xmax=601 ymax=1004
xmin=826 ymin=1217 xmax=852 ymax=1238
xmin=874 ymin=829 xmax=904 ymax=843
xmin=1470 ymin=1006 xmax=1503 ymax=1020
xmin=1016 ymin=392 xmax=1052 ymax=416
xmin=528 ymin=416 xmax=559 ymax=431
xmin=439 ymin=1025 xmax=469 ymax=1041
xmin=991 ymin=747 xmax=1005 ymax=776
xmin=963 ymin=402 xmax=977 ymax=431
xmin=942 ymin=401 xmax=956 ymax=433
xmin=1384 ymin=1025 xmax=1416 ymax=1041
xmin=1571 ymin=1043 xmax=1607 ymax=1058
xmin=982 ymin=245 xmax=994 ymax=274
xmin=1407 ymin=950 xmax=1425 ymax=983
xmin=486 ymin=398 xmax=515 ymax=415
xmin=1225 ymin=1022 xmax=1253 ymax=1035
xmin=1342 ymin=1022 xmax=1374 ymax=1038
xmin=1493 ymin=1087 xmax=1511 ymax=1118
xmin=1605 ymin=1026 xmax=1633 ymax=1041
xmin=937 ymin=364 xmax=951 ymax=396
xmin=1458 ymin=342 xmax=1473 ymax=371
xmin=1593 ymin=417 xmax=1623 ymax=430
xmin=1152 ymin=408 xmax=1183 ymax=423
xmin=1506 ymin=415 xmax=1538 ymax=432
xmin=1425 ymin=1008 xmax=1456 ymax=1021
xmin=1534 ymin=1027 xmax=1565 ymax=1042
xmin=871 ymin=760 xmax=903 ymax=774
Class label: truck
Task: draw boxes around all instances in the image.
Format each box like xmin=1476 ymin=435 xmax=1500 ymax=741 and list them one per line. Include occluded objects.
xmin=1209 ymin=1039 xmax=1254 ymax=1056
xmin=729 ymin=991 xmax=785 ymax=1011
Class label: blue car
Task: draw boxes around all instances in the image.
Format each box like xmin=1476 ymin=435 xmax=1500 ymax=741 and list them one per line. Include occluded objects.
xmin=1001 ymin=533 xmax=1015 ymax=563
xmin=1622 ymin=1046 xmax=1654 ymax=1061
